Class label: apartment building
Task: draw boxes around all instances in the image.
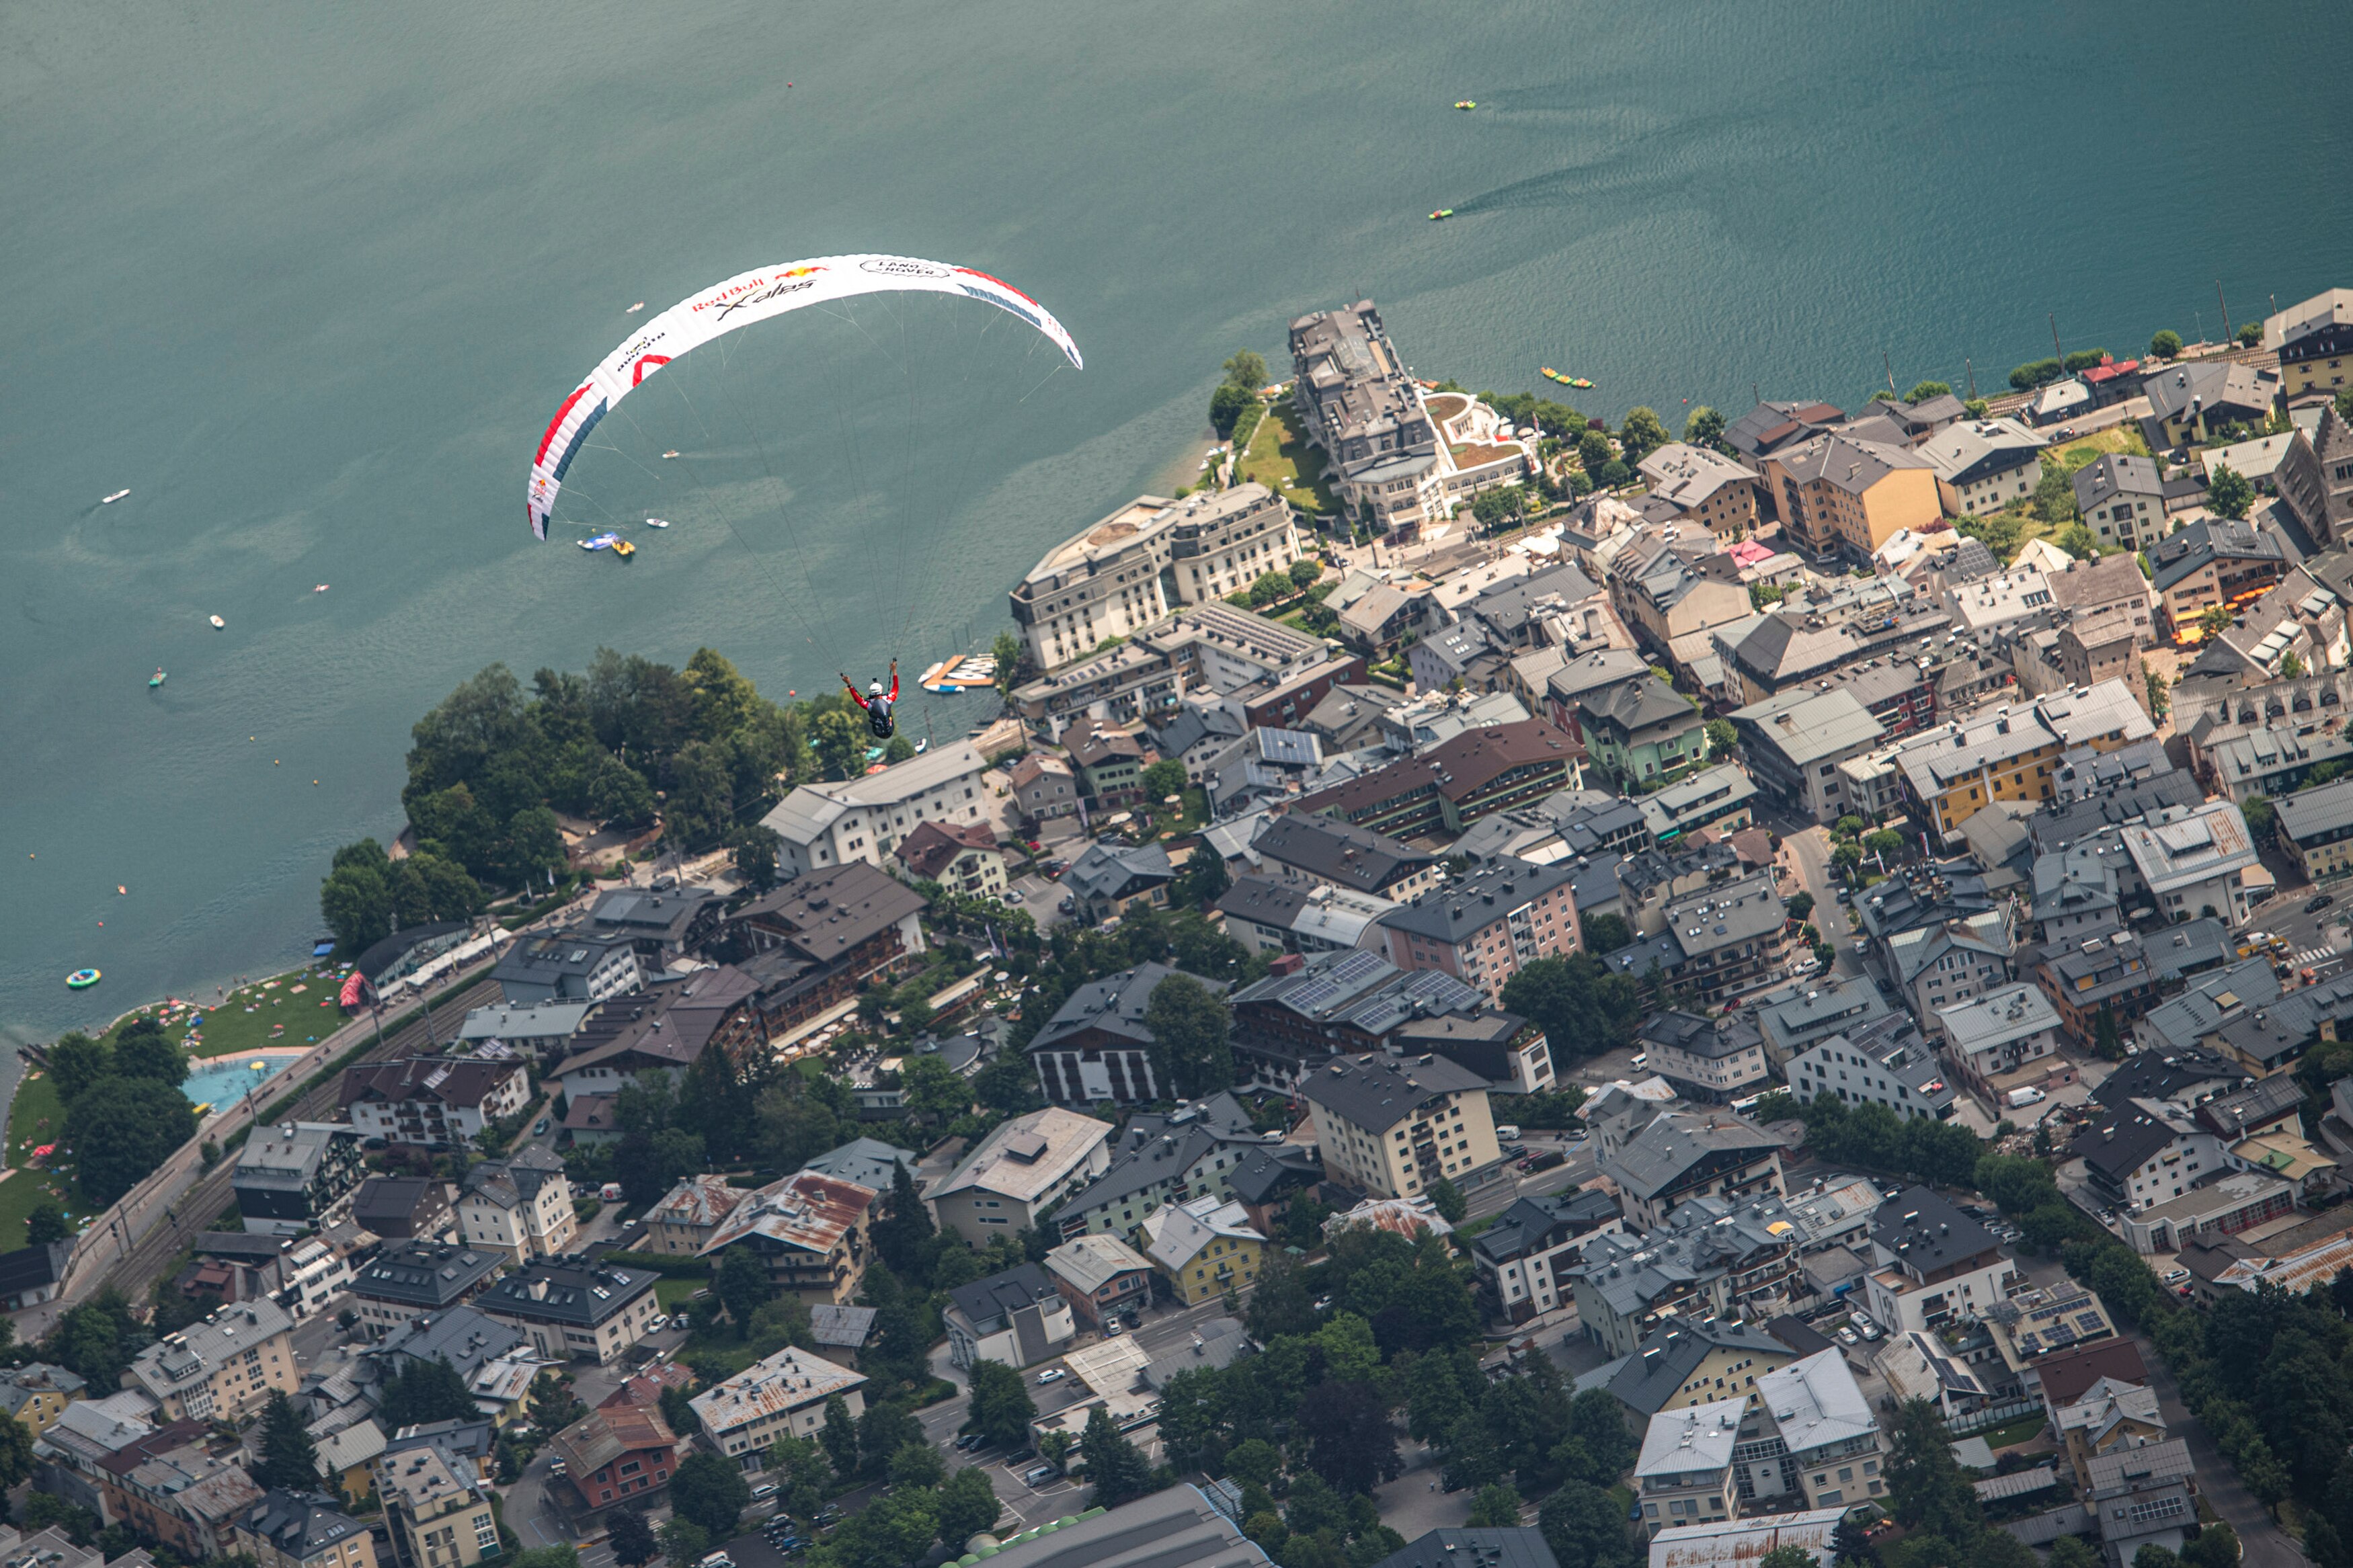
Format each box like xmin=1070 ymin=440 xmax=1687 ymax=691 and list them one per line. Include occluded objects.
xmin=233 ymin=1491 xmax=378 ymax=1568
xmin=1637 ymin=444 xmax=1761 ymax=538
xmin=232 ymin=1122 xmax=367 ymax=1238
xmin=488 ymin=932 xmax=641 ymax=1009
xmin=1917 ymin=418 xmax=2045 ymax=515
xmin=1747 ymin=1352 xmax=1884 ymax=1510
xmin=688 ymin=1346 xmax=868 ymax=1471
xmin=2270 ymin=287 xmax=2353 ymax=402
xmin=339 ymin=1059 xmax=532 ymax=1150
xmin=1298 ymin=1052 xmax=1505 ymax=1200
xmin=1289 ymin=301 xmax=1455 ymax=535
xmin=456 ymin=1149 xmax=576 ymax=1264
xmin=2141 ymin=360 xmax=2280 ymax=450
xmin=1634 ymin=1399 xmax=1743 ymax=1538
xmin=1026 ymin=962 xmax=1228 ymax=1108
xmin=1294 ymin=720 xmax=1582 ymax=839
xmin=1786 ymin=1015 xmax=1957 ymax=1121
xmin=2072 ymin=454 xmax=2168 ymax=550
xmin=1375 ymin=856 xmax=1580 ymax=1006
xmin=1730 ymin=687 xmax=1889 ymax=822
xmin=1862 ymin=1188 xmax=2023 ymax=1335
xmin=2116 ymin=801 xmax=2260 ymax=927
xmin=2149 ymin=519 xmax=2289 ymax=636
xmin=547 ymin=1402 xmax=678 ymax=1513
xmin=102 ymin=1424 xmax=265 ymax=1559
xmin=1761 ymin=433 xmax=1940 ymax=558
xmin=1599 ymin=1110 xmax=1786 ymax=1231
xmin=1893 ymin=680 xmax=2154 ymax=844
xmin=1142 ymin=1196 xmax=1268 ymax=1307
xmin=698 ymin=1171 xmax=878 ymax=1304
xmin=126 ymin=1301 xmax=299 ymax=1422
xmin=1007 ymin=485 xmax=1302 ymax=671
xmin=1250 ymin=811 xmax=1441 ymax=901
xmin=1565 ymin=1194 xmax=1803 ymax=1356
xmin=932 ymin=1107 xmax=1114 ymax=1245
xmin=726 ymin=861 xmax=930 ymax=1034
xmin=757 ymin=742 xmax=990 ymax=876
xmin=348 ymin=1241 xmax=504 ymax=1340
xmin=1470 ymin=1188 xmax=1622 ymax=1323
xmin=475 ymin=1255 xmax=660 ymax=1364
xmin=376 ymin=1438 xmax=497 ymax=1568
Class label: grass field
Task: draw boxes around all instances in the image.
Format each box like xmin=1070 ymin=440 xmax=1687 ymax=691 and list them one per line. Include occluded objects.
xmin=2053 ymin=424 xmax=2151 ymax=470
xmin=1238 ymin=398 xmax=1341 ymax=515
xmin=1977 ymin=1412 xmax=2050 ymax=1450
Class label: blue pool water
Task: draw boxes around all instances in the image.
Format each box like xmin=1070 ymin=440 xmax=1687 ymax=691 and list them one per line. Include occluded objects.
xmin=182 ymin=1052 xmax=305 ymax=1117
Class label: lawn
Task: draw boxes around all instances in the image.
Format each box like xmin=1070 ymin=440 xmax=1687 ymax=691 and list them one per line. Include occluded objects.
xmin=1238 ymin=397 xmax=1341 ymax=517
xmin=2053 ymin=424 xmax=2151 ymax=471
xmin=1977 ymin=1411 xmax=2050 ymax=1450
xmin=97 ymin=960 xmax=357 ymax=1062
xmin=0 ymin=1068 xmax=91 ymax=1252
xmin=655 ymin=1276 xmax=709 ymax=1310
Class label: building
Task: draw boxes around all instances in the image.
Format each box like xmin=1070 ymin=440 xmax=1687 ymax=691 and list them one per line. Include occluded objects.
xmin=2272 ymin=775 xmax=2353 ymax=882
xmin=338 ymin=1059 xmax=532 ymax=1149
xmin=1027 ymin=962 xmax=1223 ymax=1107
xmin=893 ymin=820 xmax=1008 ymax=900
xmin=233 ymin=1122 xmax=367 ymax=1238
xmin=2149 ymin=518 xmax=2289 ymax=636
xmin=474 ymin=1255 xmax=658 ymax=1364
xmin=2141 ymin=360 xmax=2280 ymax=450
xmin=1261 ymin=809 xmax=1440 ymax=893
xmin=1289 ymin=302 xmax=1455 ymax=536
xmin=1753 ymin=975 xmax=1894 ymax=1071
xmin=697 ymin=1171 xmax=878 ymax=1304
xmin=232 ymin=1491 xmax=378 ymax=1568
xmin=1007 ymin=753 xmax=1080 ymax=821
xmin=1593 ymin=1316 xmax=1800 ymax=1428
xmin=689 ymin=1346 xmax=868 ymax=1471
xmin=1068 ymin=721 xmax=1150 ymax=807
xmin=1577 ymin=677 xmax=1712 ymax=790
xmin=1646 ymin=1511 xmax=1845 ymax=1568
xmin=581 ymin=885 xmax=723 ymax=968
xmin=1634 ymin=1397 xmax=1743 ymax=1538
xmin=642 ymin=1174 xmax=752 ymax=1257
xmin=352 ymin=1177 xmax=455 ymax=1243
xmin=1215 ymin=875 xmax=1396 ymax=958
xmin=1376 ymin=856 xmax=1581 ymax=1005
xmin=2269 ymin=287 xmax=2353 ymax=401
xmin=932 ymin=1107 xmax=1114 ymax=1245
xmin=1225 ymin=948 xmax=1498 ymax=1094
xmin=726 ymin=861 xmax=930 ymax=1035
xmin=1919 ymin=418 xmax=2045 ymax=515
xmin=756 ymin=741 xmax=990 ymax=876
xmin=1295 ymin=720 xmax=1582 ymax=839
xmin=1638 ymin=444 xmax=1761 ymax=537
xmin=1141 ymin=1196 xmax=1267 ymax=1307
xmin=126 ymin=1301 xmax=299 ymax=1421
xmin=368 ymin=1306 xmax=527 ymax=1390
xmin=2116 ymin=800 xmax=2260 ymax=927
xmin=1760 ymin=433 xmax=1940 ymax=558
xmin=801 ymin=1135 xmax=921 ymax=1196
xmin=1893 ymin=680 xmax=2154 ymax=844
xmin=1638 ymin=1012 xmax=1770 ymax=1104
xmin=1934 ymin=982 xmax=2062 ymax=1100
xmin=1042 ymin=1234 xmax=1156 ymax=1328
xmin=489 ymin=932 xmax=641 ymax=1008
xmin=1008 ymin=485 xmax=1302 ymax=671
xmin=1730 ymin=688 xmax=1887 ymax=823
xmin=0 ymin=1239 xmax=75 ymax=1313
xmin=1862 ymin=1188 xmax=2022 ymax=1335
xmin=1601 ymin=1110 xmax=1787 ymax=1231
xmin=1749 ymin=1351 xmax=1883 ymax=1508
xmin=1657 ymin=872 xmax=1792 ymax=1005
xmin=455 ymin=1149 xmax=575 ymax=1264
xmin=549 ymin=967 xmax=764 ymax=1102
xmin=348 ymin=1241 xmax=504 ymax=1340
xmin=546 ymin=1402 xmax=678 ymax=1514
xmin=1298 ymin=1051 xmax=1507 ymax=1200
xmin=1060 ymin=839 xmax=1176 ymax=923
xmin=375 ymin=1432 xmax=498 ymax=1568
xmin=0 ymin=1363 xmax=85 ymax=1438
xmin=2086 ymin=1437 xmax=2198 ymax=1568
xmin=1565 ymin=1196 xmax=1803 ymax=1356
xmin=103 ymin=1424 xmax=266 ymax=1560
xmin=1470 ymin=1188 xmax=1622 ymax=1324
xmin=1054 ymin=1095 xmax=1275 ymax=1244
xmin=455 ymin=1001 xmax=591 ymax=1066
xmin=1786 ymin=1015 xmax=1956 ymax=1120
xmin=943 ymin=1264 xmax=1076 ymax=1371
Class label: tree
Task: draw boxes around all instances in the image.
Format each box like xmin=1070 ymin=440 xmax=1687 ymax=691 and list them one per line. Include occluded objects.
xmin=936 ymin=1465 xmax=1003 ymax=1552
xmin=0 ymin=1411 xmax=34 ymax=1492
xmin=2208 ymin=463 xmax=2254 ymax=520
xmin=731 ymin=825 xmax=783 ymax=895
xmin=832 ymin=1490 xmax=937 ymax=1568
xmin=1246 ymin=1250 xmax=1320 ymax=1342
xmin=668 ymin=1450 xmax=752 ymax=1538
xmin=659 ymin=1383 xmax=700 ymax=1440
xmin=819 ymin=1394 xmax=861 ymax=1481
xmin=1210 ymin=384 xmax=1256 ymax=439
xmin=888 ymin=1440 xmax=945 ymax=1489
xmin=2150 ymin=329 xmax=2182 ymax=360
xmin=1684 ymin=406 xmax=1726 ymax=451
xmin=1224 ymin=350 xmax=1269 ymax=392
xmin=1759 ymin=1550 xmax=1817 ymax=1568
xmin=1174 ymin=845 xmax=1230 ymax=909
xmin=858 ymin=1399 xmax=926 ymax=1476
xmin=1468 ymin=1484 xmax=1523 ymax=1528
xmin=320 ymin=862 xmax=393 ymax=954
xmin=1500 ymin=955 xmax=1640 ymax=1065
xmin=1081 ymin=1404 xmax=1154 ymax=1508
xmin=811 ymin=709 xmax=866 ymax=782
xmin=1294 ymin=1380 xmax=1400 ymax=1495
xmin=253 ymin=1389 xmax=320 ymax=1491
xmin=1618 ymin=407 xmax=1671 ymax=465
xmin=1289 ymin=557 xmax=1322 ymax=589
xmin=25 ymin=1202 xmax=69 ymax=1247
xmin=111 ymin=1020 xmax=186 ymax=1087
xmin=655 ymin=1518 xmax=708 ymax=1568
xmin=1882 ymin=1398 xmax=1981 ymax=1542
xmin=1538 ymin=1480 xmax=1636 ymax=1568
xmin=46 ymin=1032 xmax=110 ymax=1104
xmin=1142 ymin=759 xmax=1188 ymax=800
xmin=606 ymin=1510 xmax=658 ymax=1568
xmin=64 ymin=1075 xmax=198 ymax=1204
xmin=1579 ymin=912 xmax=1631 ymax=955
xmin=528 ymin=1369 xmax=586 ymax=1433
xmin=1425 ymin=1177 xmax=1467 ymax=1225
xmin=715 ymin=1247 xmax=775 ymax=1335
xmin=966 ymin=1360 xmax=1037 ymax=1450
xmin=1704 ymin=718 xmax=1737 ymax=759
xmin=1144 ymin=973 xmax=1233 ymax=1098
xmin=380 ymin=1356 xmax=480 ymax=1427
xmin=1576 ymin=429 xmax=1613 ymax=474
xmin=1903 ymin=381 xmax=1952 ymax=405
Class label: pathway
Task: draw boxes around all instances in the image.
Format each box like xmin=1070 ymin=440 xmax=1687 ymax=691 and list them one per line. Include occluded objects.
xmin=2128 ymin=1327 xmax=2307 ymax=1568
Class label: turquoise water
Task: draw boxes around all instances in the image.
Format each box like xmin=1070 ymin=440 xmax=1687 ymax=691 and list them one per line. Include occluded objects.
xmin=3 ymin=0 xmax=2350 ymax=1044
xmin=182 ymin=1052 xmax=306 ymax=1116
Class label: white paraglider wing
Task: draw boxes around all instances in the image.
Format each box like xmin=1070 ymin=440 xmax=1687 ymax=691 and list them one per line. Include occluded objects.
xmin=527 ymin=255 xmax=1082 ymax=538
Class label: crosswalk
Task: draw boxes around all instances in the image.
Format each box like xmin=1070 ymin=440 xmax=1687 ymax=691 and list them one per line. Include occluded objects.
xmin=2290 ymin=946 xmax=2340 ymax=974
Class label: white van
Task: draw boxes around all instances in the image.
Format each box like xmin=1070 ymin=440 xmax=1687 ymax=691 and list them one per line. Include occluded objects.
xmin=1494 ymin=1125 xmax=1521 ymax=1143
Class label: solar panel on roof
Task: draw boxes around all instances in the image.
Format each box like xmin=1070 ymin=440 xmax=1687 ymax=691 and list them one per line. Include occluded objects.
xmin=2075 ymin=1312 xmax=2106 ymax=1334
xmin=1284 ymin=978 xmax=1345 ymax=1013
xmin=1330 ymin=949 xmax=1388 ymax=985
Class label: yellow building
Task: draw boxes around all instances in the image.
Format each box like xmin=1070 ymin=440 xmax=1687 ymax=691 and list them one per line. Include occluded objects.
xmin=2269 ymin=288 xmax=2353 ymax=403
xmin=1761 ymin=434 xmax=1941 ymax=558
xmin=378 ymin=1441 xmax=500 ymax=1568
xmin=1892 ymin=679 xmax=2154 ymax=844
xmin=1141 ymin=1196 xmax=1267 ymax=1307
xmin=1298 ymin=1052 xmax=1506 ymax=1200
xmin=0 ymin=1362 xmax=85 ymax=1436
xmin=124 ymin=1301 xmax=301 ymax=1422
xmin=233 ymin=1490 xmax=381 ymax=1568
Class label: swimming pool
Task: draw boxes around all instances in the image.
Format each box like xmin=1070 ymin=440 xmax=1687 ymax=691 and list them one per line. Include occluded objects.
xmin=182 ymin=1050 xmax=306 ymax=1118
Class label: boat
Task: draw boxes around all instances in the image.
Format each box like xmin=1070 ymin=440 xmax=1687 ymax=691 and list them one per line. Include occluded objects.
xmin=1429 ymin=208 xmax=1453 ymax=220
xmin=1566 ymin=376 xmax=1595 ymax=389
xmin=920 ymin=654 xmax=999 ymax=694
xmin=577 ymin=532 xmax=620 ymax=552
xmin=643 ymin=518 xmax=670 ymax=528
xmin=101 ymin=489 xmax=130 ymax=504
xmin=611 ymin=538 xmax=637 ymax=559
xmin=208 ymin=614 xmax=225 ymax=629
xmin=65 ymin=968 xmax=99 ymax=990
xmin=314 ymin=584 xmax=329 ymax=592
xmin=626 ymin=301 xmax=645 ymax=313
xmin=149 ymin=669 xmax=166 ymax=689
xmin=914 ymin=738 xmax=928 ymax=754
xmin=1541 ymin=367 xmax=1565 ymax=384
xmin=662 ymin=450 xmax=680 ymax=459
xmin=190 ymin=1102 xmax=212 ymax=1117
xmin=1453 ymin=100 xmax=1476 ymax=110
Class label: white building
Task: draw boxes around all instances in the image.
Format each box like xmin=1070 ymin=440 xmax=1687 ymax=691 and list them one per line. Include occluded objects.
xmin=1007 ymin=485 xmax=1302 ymax=672
xmin=1917 ymin=418 xmax=2046 ymax=515
xmin=757 ymin=741 xmax=991 ymax=877
xmin=2117 ymin=801 xmax=2262 ymax=928
xmin=688 ymin=1346 xmax=868 ymax=1472
xmin=280 ymin=1237 xmax=354 ymax=1321
xmin=1944 ymin=567 xmax=2054 ymax=636
xmin=1861 ymin=1187 xmax=2023 ymax=1336
xmin=1933 ymin=982 xmax=2061 ymax=1099
xmin=931 ymin=1108 xmax=1114 ymax=1246
xmin=1634 ymin=1397 xmax=1744 ymax=1538
xmin=1785 ymin=1020 xmax=1958 ymax=1121
xmin=1749 ymin=1350 xmax=1884 ymax=1510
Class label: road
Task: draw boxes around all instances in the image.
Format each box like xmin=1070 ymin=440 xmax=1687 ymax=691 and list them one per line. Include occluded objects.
xmin=2130 ymin=1327 xmax=2307 ymax=1568
xmin=1767 ymin=813 xmax=1867 ymax=983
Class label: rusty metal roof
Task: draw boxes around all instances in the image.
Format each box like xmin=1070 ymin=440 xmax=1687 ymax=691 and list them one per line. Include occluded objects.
xmin=697 ymin=1171 xmax=876 ymax=1259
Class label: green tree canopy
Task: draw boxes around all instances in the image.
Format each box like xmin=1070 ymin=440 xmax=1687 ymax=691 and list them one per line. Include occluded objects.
xmin=2150 ymin=329 xmax=2183 ymax=360
xmin=380 ymin=1356 xmax=480 ymax=1428
xmin=46 ymin=1032 xmax=110 ymax=1103
xmin=1684 ymin=406 xmax=1726 ymax=450
xmin=1500 ymin=955 xmax=1640 ymax=1065
xmin=966 ymin=1359 xmax=1038 ymax=1450
xmin=1903 ymin=381 xmax=1952 ymax=404
xmin=110 ymin=1019 xmax=185 ymax=1087
xmin=606 ymin=1510 xmax=658 ymax=1568
xmin=1144 ymin=972 xmax=1234 ymax=1099
xmin=667 ymin=1450 xmax=752 ymax=1537
xmin=2208 ymin=463 xmax=2254 ymax=520
xmin=1224 ymin=350 xmax=1269 ymax=391
xmin=1618 ymin=407 xmax=1671 ymax=464
xmin=935 ymin=1465 xmax=1004 ymax=1552
xmin=254 ymin=1389 xmax=321 ymax=1491
xmin=1210 ymin=383 xmax=1256 ymax=439
xmin=1082 ymin=1404 xmax=1156 ymax=1508
xmin=64 ymin=1075 xmax=198 ymax=1204
xmin=1425 ymin=1177 xmax=1467 ymax=1225
xmin=1142 ymin=759 xmax=1188 ymax=800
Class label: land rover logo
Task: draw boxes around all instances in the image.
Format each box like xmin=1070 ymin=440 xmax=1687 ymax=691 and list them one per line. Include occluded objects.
xmin=861 ymin=258 xmax=951 ymax=278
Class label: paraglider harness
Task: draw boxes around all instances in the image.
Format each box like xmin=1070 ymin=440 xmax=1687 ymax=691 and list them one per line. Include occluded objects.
xmin=843 ymin=661 xmax=898 ymax=740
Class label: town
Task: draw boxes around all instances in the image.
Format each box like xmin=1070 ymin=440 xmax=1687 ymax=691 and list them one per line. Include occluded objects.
xmin=6 ymin=284 xmax=2353 ymax=1568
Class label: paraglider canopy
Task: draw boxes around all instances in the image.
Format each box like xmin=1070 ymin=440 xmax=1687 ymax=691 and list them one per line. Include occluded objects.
xmin=528 ymin=254 xmax=1082 ymax=538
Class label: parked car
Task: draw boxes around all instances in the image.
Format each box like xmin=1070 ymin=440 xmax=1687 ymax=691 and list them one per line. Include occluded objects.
xmin=1003 ymin=889 xmax=1026 ymax=904
xmin=1835 ymin=1327 xmax=1859 ymax=1346
xmin=1023 ymin=1465 xmax=1060 ymax=1487
xmin=547 ymin=1459 xmax=567 ymax=1477
xmin=2307 ymin=894 xmax=2337 ymax=913
xmin=1037 ymin=1367 xmax=1067 ymax=1384
xmin=2159 ymin=1268 xmax=2190 ymax=1286
xmin=1121 ymin=1308 xmax=1142 ymax=1328
xmin=1103 ymin=1319 xmax=1121 ymax=1337
xmin=532 ymin=1116 xmax=551 ymax=1136
xmin=1630 ymin=1053 xmax=1647 ymax=1069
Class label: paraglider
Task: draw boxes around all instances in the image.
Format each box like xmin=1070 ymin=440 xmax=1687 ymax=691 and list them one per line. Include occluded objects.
xmin=525 ymin=254 xmax=1083 ymax=540
xmin=842 ymin=660 xmax=899 ymax=740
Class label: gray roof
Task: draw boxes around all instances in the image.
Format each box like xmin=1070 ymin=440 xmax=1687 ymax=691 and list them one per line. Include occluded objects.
xmin=1469 ymin=1188 xmax=1620 ymax=1269
xmin=476 ymin=1255 xmax=654 ymax=1329
xmin=1376 ymin=857 xmax=1577 ymax=944
xmin=2149 ymin=518 xmax=2282 ymax=593
xmin=946 ymin=1264 xmax=1063 ymax=1333
xmin=1215 ymin=874 xmax=1312 ymax=931
xmin=1251 ymin=812 xmax=1435 ymax=893
xmin=1663 ymin=872 xmax=1784 ymax=960
xmin=965 ymin=1483 xmax=1267 ymax=1568
xmin=1603 ymin=1111 xmax=1782 ymax=1202
xmin=1062 ymin=839 xmax=1175 ymax=903
xmin=1755 ymin=976 xmax=1893 ymax=1057
xmin=372 ymin=1306 xmax=526 ymax=1379
xmin=2073 ymin=453 xmax=2165 ymax=512
xmin=2274 ymin=776 xmax=2353 ymax=841
xmin=1230 ymin=946 xmax=1484 ymax=1035
xmin=1029 ymin=963 xmax=1223 ymax=1056
xmin=801 ymin=1137 xmax=920 ymax=1194
xmin=1756 ymin=1350 xmax=1876 ymax=1458
xmin=2085 ymin=1436 xmax=2196 ymax=1495
xmin=1605 ymin=1316 xmax=1788 ymax=1417
xmin=1299 ymin=1050 xmax=1490 ymax=1134
xmin=2144 ymin=360 xmax=2276 ymax=422
xmin=1872 ymin=1186 xmax=1999 ymax=1272
xmin=1369 ymin=1530 xmax=1561 ymax=1568
xmin=1731 ymin=687 xmax=1886 ymax=767
xmin=351 ymin=1242 xmax=501 ymax=1310
xmin=240 ymin=1491 xmax=368 ymax=1561
xmin=1546 ymin=647 xmax=1652 ymax=707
